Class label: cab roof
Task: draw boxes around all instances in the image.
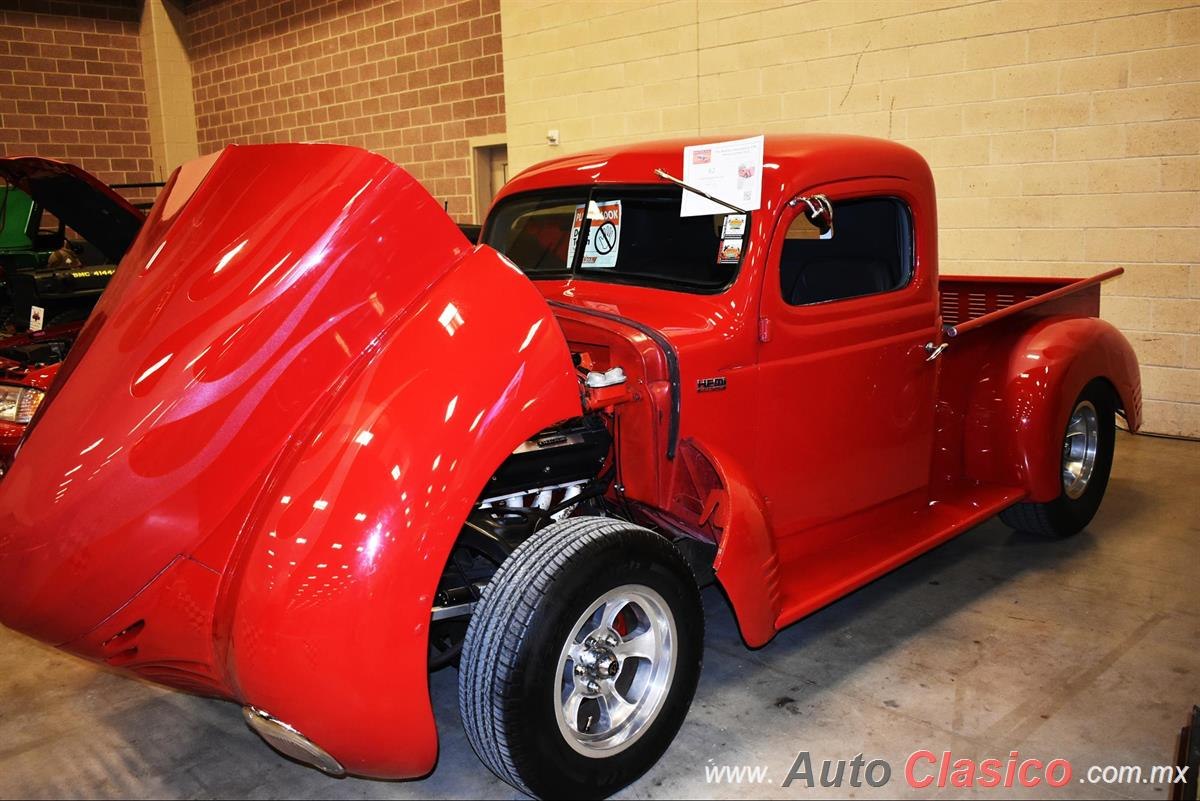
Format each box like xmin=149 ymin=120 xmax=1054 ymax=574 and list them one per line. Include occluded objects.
xmin=496 ymin=133 xmax=933 ymax=209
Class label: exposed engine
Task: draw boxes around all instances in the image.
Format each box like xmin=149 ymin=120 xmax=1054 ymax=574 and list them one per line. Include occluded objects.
xmin=6 ymin=259 xmax=113 ymax=330
xmin=480 ymin=414 xmax=611 ymax=510
xmin=428 ymin=413 xmax=615 ymax=669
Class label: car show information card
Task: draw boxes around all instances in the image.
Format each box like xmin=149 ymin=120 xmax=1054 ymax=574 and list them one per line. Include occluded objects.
xmin=680 ymin=135 xmax=764 ymax=217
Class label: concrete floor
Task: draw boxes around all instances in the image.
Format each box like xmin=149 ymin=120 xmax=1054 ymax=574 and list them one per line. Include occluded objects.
xmin=1 ymin=431 xmax=1197 ymax=800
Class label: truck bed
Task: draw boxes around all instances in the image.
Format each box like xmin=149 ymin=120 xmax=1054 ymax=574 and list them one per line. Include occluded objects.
xmin=939 ymin=268 xmax=1123 ymax=336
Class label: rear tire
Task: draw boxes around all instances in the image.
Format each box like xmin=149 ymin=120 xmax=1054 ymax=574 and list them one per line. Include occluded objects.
xmin=458 ymin=516 xmax=703 ymax=800
xmin=1000 ymin=379 xmax=1116 ymax=537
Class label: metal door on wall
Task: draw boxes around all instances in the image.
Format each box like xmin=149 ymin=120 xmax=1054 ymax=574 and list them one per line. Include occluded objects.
xmin=474 ymin=144 xmax=508 ymax=223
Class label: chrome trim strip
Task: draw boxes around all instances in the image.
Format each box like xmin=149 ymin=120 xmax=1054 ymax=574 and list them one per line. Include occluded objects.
xmin=242 ymin=706 xmax=346 ymax=776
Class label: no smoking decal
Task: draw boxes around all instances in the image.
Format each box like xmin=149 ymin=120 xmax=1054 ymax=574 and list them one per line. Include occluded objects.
xmin=593 ymin=221 xmax=617 ymax=255
xmin=565 ymin=200 xmax=622 ymax=269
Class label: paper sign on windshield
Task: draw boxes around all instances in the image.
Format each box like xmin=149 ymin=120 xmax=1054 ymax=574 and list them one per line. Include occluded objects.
xmin=565 ymin=200 xmax=622 ymax=269
xmin=680 ymin=135 xmax=764 ymax=217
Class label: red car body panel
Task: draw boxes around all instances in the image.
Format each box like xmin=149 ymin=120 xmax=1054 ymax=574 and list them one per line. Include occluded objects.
xmin=221 ymin=259 xmax=577 ymax=776
xmin=0 ymin=136 xmax=1142 ymax=779
xmin=0 ymin=423 xmax=19 ymax=464
xmin=0 ymin=332 xmax=69 ymax=472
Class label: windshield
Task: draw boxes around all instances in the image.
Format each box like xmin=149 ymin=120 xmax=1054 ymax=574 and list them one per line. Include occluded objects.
xmin=482 ymin=186 xmax=747 ymax=293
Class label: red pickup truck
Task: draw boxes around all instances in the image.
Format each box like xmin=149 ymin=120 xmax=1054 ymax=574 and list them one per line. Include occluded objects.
xmin=0 ymin=137 xmax=1140 ymax=799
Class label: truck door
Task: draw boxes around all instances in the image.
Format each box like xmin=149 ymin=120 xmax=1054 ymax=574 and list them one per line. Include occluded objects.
xmin=755 ymin=180 xmax=941 ymax=539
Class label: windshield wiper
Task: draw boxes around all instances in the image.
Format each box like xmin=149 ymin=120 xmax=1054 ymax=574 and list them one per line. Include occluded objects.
xmin=653 ymin=168 xmax=748 ymax=215
xmin=566 ymin=187 xmax=597 ymax=277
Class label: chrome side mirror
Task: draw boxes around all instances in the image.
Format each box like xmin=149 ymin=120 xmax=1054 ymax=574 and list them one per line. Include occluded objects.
xmin=789 ymin=194 xmax=833 ymax=236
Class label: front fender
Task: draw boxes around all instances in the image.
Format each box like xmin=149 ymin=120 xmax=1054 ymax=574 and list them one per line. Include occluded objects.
xmin=685 ymin=439 xmax=781 ymax=648
xmin=1004 ymin=316 xmax=1141 ymax=502
xmin=219 ymin=249 xmax=580 ymax=778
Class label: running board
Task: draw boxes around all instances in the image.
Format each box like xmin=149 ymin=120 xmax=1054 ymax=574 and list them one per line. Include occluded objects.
xmin=774 ymin=485 xmax=1026 ymax=629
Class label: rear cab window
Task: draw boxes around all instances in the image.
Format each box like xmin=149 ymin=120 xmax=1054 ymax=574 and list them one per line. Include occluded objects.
xmin=483 ymin=186 xmax=747 ymax=294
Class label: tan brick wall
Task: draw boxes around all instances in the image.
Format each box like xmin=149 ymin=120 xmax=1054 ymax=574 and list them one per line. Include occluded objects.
xmin=502 ymin=0 xmax=1200 ymax=437
xmin=186 ymin=0 xmax=505 ymax=222
xmin=0 ymin=0 xmax=155 ymax=187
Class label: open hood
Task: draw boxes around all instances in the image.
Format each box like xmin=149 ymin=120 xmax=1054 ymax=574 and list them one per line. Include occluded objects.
xmin=0 ymin=156 xmax=145 ymax=263
xmin=0 ymin=143 xmax=495 ymax=646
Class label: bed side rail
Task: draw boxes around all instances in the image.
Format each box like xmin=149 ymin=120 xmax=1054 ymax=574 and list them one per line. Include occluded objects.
xmin=941 ymin=267 xmax=1124 ymax=337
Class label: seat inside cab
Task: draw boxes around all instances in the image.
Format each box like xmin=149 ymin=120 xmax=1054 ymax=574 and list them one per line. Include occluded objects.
xmin=780 ymin=197 xmax=912 ymax=306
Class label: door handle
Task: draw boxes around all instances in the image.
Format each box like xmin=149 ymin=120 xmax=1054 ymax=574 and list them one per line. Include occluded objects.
xmin=924 ymin=342 xmax=949 ymax=362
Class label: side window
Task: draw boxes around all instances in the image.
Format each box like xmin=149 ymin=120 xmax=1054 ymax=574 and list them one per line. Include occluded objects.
xmin=779 ymin=197 xmax=913 ymax=306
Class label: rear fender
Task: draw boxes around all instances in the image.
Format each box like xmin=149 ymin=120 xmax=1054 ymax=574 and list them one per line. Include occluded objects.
xmin=219 ymin=250 xmax=581 ymax=778
xmin=999 ymin=316 xmax=1141 ymax=502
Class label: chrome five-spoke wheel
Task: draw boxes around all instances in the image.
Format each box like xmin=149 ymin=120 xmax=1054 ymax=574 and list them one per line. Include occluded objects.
xmin=459 ymin=517 xmax=703 ymax=799
xmin=555 ymin=585 xmax=677 ymax=757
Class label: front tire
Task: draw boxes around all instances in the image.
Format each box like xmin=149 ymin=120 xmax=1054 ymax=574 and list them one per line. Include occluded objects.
xmin=1000 ymin=379 xmax=1116 ymax=537
xmin=458 ymin=516 xmax=703 ymax=799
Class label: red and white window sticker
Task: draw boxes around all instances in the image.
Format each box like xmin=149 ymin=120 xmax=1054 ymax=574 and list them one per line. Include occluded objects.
xmin=566 ymin=199 xmax=622 ymax=269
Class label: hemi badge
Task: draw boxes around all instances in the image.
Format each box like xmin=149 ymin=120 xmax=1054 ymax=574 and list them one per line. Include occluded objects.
xmin=696 ymin=377 xmax=726 ymax=393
